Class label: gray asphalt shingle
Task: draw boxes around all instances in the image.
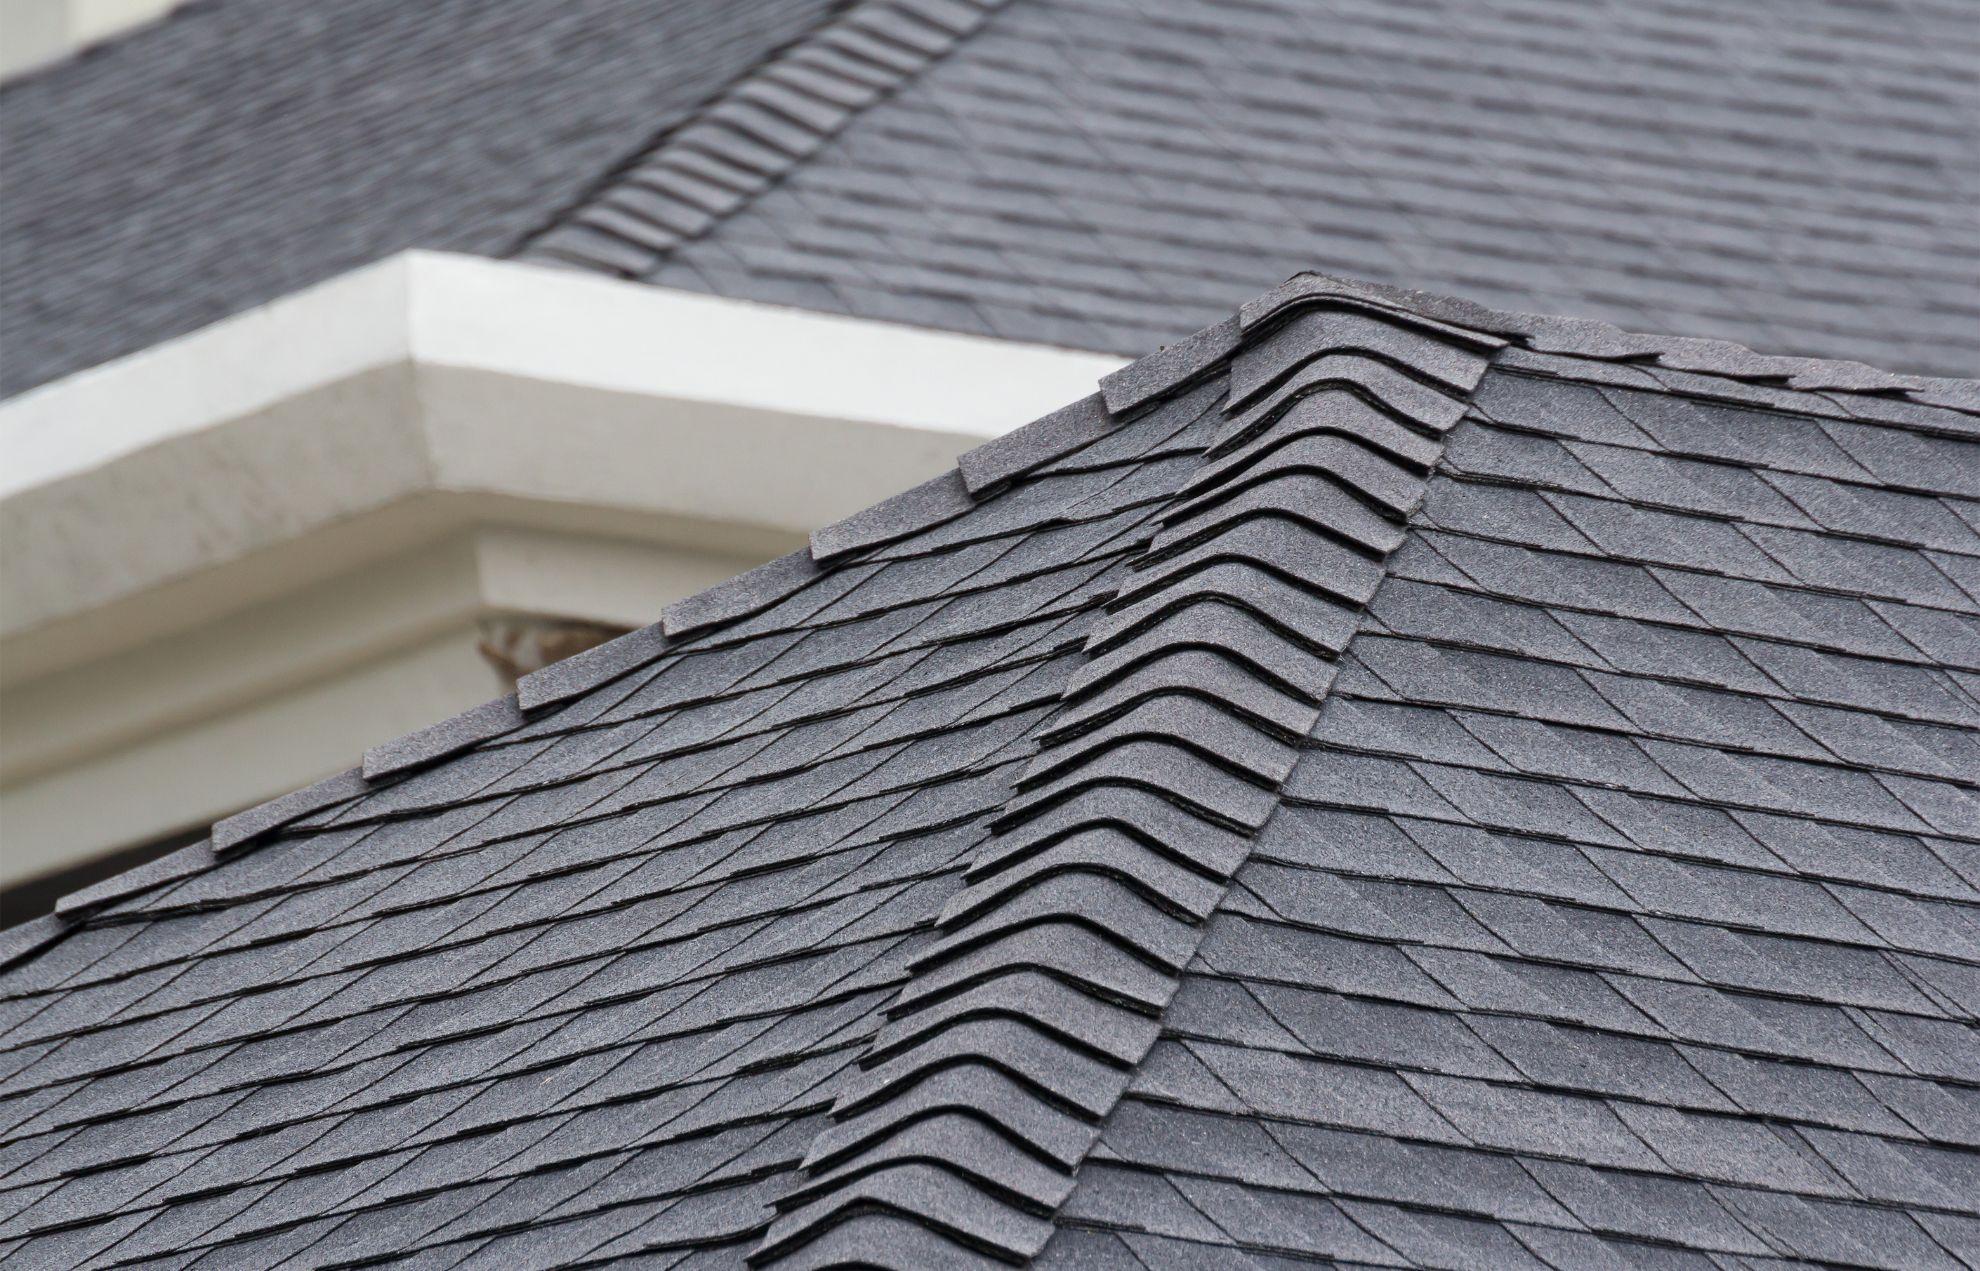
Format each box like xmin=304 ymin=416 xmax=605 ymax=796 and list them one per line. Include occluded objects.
xmin=534 ymin=0 xmax=1980 ymax=377
xmin=4 ymin=272 xmax=1976 ymax=1266
xmin=0 ymin=0 xmax=847 ymax=398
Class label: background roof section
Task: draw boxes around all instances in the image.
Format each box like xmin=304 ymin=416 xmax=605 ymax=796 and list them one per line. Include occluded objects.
xmin=0 ymin=0 xmax=843 ymax=396
xmin=579 ymin=0 xmax=1980 ymax=376
xmin=6 ymin=0 xmax=1977 ymax=396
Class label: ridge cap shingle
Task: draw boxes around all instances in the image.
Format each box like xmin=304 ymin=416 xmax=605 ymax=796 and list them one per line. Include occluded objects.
xmin=24 ymin=266 xmax=1965 ymax=936
xmin=1257 ymin=273 xmax=1980 ymax=414
xmin=24 ymin=263 xmax=1968 ymax=962
xmin=8 ymin=268 xmax=1977 ymax=1266
xmin=751 ymin=285 xmax=1503 ymax=1266
xmin=518 ymin=0 xmax=1012 ymax=278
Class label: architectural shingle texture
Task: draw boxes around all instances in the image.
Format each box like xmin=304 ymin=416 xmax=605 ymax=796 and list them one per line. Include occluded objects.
xmin=0 ymin=0 xmax=843 ymax=397
xmin=2 ymin=273 xmax=1977 ymax=1268
xmin=533 ymin=0 xmax=1980 ymax=377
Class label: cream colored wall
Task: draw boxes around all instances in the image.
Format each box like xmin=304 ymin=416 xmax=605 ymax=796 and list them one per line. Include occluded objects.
xmin=0 ymin=0 xmax=181 ymax=79
xmin=1 ymin=527 xmax=773 ymax=884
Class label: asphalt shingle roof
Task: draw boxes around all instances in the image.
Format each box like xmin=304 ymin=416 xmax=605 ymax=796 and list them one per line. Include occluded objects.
xmin=2 ymin=272 xmax=1975 ymax=1267
xmin=5 ymin=0 xmax=1976 ymax=399
xmin=0 ymin=0 xmax=843 ymax=397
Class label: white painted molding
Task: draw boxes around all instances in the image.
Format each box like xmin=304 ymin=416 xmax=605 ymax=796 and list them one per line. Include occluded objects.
xmin=2 ymin=251 xmax=1121 ymax=498
xmin=0 ymin=0 xmax=184 ymax=82
xmin=0 ymin=251 xmax=1125 ymax=886
xmin=1 ymin=252 xmax=1123 ymax=670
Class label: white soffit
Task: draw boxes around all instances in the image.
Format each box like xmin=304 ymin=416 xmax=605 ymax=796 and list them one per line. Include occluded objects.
xmin=0 ymin=250 xmax=1126 ymax=497
xmin=0 ymin=251 xmax=1127 ymax=675
xmin=0 ymin=251 xmax=1123 ymax=879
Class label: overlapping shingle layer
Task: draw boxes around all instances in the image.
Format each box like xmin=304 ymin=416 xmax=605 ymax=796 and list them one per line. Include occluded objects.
xmin=2 ymin=273 xmax=1976 ymax=1268
xmin=0 ymin=393 xmax=1202 ymax=1267
xmin=751 ymin=279 xmax=1502 ymax=1266
xmin=12 ymin=0 xmax=1975 ymax=399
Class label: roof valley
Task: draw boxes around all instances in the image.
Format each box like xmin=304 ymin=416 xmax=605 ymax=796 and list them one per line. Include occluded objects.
xmin=748 ymin=297 xmax=1504 ymax=1264
xmin=516 ymin=0 xmax=1011 ymax=279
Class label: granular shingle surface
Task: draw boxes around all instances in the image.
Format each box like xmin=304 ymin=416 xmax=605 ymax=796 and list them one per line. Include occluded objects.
xmin=1040 ymin=354 xmax=1980 ymax=1269
xmin=0 ymin=0 xmax=843 ymax=397
xmin=2 ymin=272 xmax=1976 ymax=1267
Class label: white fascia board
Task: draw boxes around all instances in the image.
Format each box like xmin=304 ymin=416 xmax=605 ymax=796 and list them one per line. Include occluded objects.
xmin=0 ymin=251 xmax=1126 ymax=667
xmin=0 ymin=253 xmax=416 ymax=498
xmin=0 ymin=257 xmax=1125 ymax=877
xmin=405 ymin=253 xmax=1115 ymax=443
xmin=0 ymin=251 xmax=1121 ymax=497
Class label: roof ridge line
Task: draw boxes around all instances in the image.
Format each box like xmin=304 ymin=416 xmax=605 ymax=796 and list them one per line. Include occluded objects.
xmin=745 ymin=301 xmax=1502 ymax=1266
xmin=515 ymin=0 xmax=1011 ymax=278
xmin=24 ymin=268 xmax=1960 ymax=966
xmin=1250 ymin=274 xmax=1980 ymax=415
xmin=0 ymin=275 xmax=1512 ymax=967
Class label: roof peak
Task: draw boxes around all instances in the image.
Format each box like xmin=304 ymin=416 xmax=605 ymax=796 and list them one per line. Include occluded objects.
xmin=1260 ymin=273 xmax=1980 ymax=413
xmin=7 ymin=258 xmax=1979 ymax=1266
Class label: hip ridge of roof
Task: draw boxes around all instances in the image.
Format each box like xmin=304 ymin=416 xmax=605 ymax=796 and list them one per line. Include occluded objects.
xmin=516 ymin=0 xmax=1011 ymax=278
xmin=748 ymin=290 xmax=1500 ymax=1266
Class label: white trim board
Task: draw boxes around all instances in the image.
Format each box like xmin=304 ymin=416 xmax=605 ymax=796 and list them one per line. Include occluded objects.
xmin=2 ymin=251 xmax=1125 ymax=673
xmin=0 ymin=252 xmax=1125 ymax=882
xmin=2 ymin=251 xmax=1122 ymax=499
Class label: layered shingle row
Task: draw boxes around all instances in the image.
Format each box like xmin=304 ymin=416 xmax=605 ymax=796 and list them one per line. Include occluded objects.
xmin=1037 ymin=325 xmax=1980 ymax=1266
xmin=0 ymin=388 xmax=1181 ymax=1265
xmin=10 ymin=0 xmax=1977 ymax=400
xmin=627 ymin=0 xmax=1980 ymax=375
xmin=8 ymin=267 xmax=1968 ymax=1009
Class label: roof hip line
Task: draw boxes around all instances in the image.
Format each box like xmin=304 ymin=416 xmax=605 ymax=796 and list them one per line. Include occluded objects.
xmin=516 ymin=0 xmax=1011 ymax=278
xmin=746 ymin=290 xmax=1504 ymax=1266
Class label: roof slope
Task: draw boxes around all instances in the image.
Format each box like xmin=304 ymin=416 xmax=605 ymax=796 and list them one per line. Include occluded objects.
xmin=0 ymin=0 xmax=844 ymax=397
xmin=530 ymin=0 xmax=1980 ymax=377
xmin=6 ymin=0 xmax=1975 ymax=402
xmin=2 ymin=275 xmax=1977 ymax=1268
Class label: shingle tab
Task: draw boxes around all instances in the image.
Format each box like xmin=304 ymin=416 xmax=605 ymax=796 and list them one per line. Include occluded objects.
xmin=957 ymin=392 xmax=1115 ymax=493
xmin=809 ymin=469 xmax=977 ymax=561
